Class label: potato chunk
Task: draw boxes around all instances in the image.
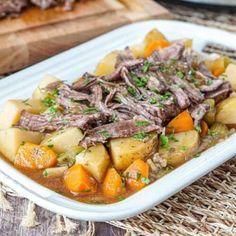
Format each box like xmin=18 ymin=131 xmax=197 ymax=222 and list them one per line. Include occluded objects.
xmin=76 ymin=144 xmax=110 ymax=182
xmin=41 ymin=128 xmax=84 ymax=154
xmin=216 ymin=97 xmax=236 ymax=126
xmin=223 ymin=63 xmax=236 ymax=91
xmin=95 ymin=51 xmax=121 ymax=76
xmin=109 ymin=133 xmax=158 ymax=171
xmin=159 ymin=131 xmax=200 ymax=167
xmin=0 ymin=99 xmax=44 ymax=130
xmin=32 ymin=75 xmax=59 ymax=100
xmin=0 ymin=128 xmax=43 ymax=162
xmin=144 ymin=28 xmax=167 ymax=46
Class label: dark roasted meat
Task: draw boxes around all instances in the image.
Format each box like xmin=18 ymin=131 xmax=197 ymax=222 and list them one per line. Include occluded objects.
xmin=0 ymin=0 xmax=28 ymax=18
xmin=16 ymin=42 xmax=232 ymax=147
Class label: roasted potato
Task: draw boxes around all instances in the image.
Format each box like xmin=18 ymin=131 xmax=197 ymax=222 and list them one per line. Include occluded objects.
xmin=109 ymin=133 xmax=158 ymax=171
xmin=32 ymin=75 xmax=59 ymax=100
xmin=130 ymin=43 xmax=146 ymax=58
xmin=203 ymin=99 xmax=216 ymax=126
xmin=159 ymin=130 xmax=200 ymax=167
xmin=95 ymin=51 xmax=121 ymax=76
xmin=222 ymin=63 xmax=236 ymax=91
xmin=0 ymin=128 xmax=43 ymax=162
xmin=216 ymin=97 xmax=236 ymax=127
xmin=0 ymin=99 xmax=44 ymax=130
xmin=76 ymin=144 xmax=110 ymax=182
xmin=41 ymin=128 xmax=84 ymax=154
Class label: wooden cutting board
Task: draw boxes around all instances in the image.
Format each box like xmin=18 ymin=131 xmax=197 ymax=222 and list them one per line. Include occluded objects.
xmin=0 ymin=0 xmax=171 ymax=74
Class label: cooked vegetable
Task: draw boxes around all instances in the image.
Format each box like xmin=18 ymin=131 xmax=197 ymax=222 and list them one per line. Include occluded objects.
xmin=76 ymin=144 xmax=110 ymax=182
xmin=200 ymin=121 xmax=208 ymax=138
xmin=210 ymin=123 xmax=229 ymax=140
xmin=43 ymin=166 xmax=68 ymax=178
xmin=159 ymin=130 xmax=200 ymax=167
xmin=57 ymin=146 xmax=84 ymax=167
xmin=0 ymin=99 xmax=44 ymax=129
xmin=124 ymin=159 xmax=149 ymax=191
xmin=95 ymin=51 xmax=120 ymax=76
xmin=166 ymin=110 xmax=194 ymax=134
xmin=203 ymin=99 xmax=216 ymax=126
xmin=144 ymin=28 xmax=167 ymax=46
xmin=109 ymin=133 xmax=158 ymax=171
xmin=204 ymin=56 xmax=226 ymax=76
xmin=102 ymin=168 xmax=123 ymax=198
xmin=32 ymin=75 xmax=59 ymax=100
xmin=41 ymin=128 xmax=84 ymax=154
xmin=14 ymin=142 xmax=57 ymax=169
xmin=64 ymin=164 xmax=97 ymax=194
xmin=144 ymin=40 xmax=170 ymax=58
xmin=222 ymin=63 xmax=236 ymax=91
xmin=0 ymin=128 xmax=43 ymax=162
xmin=130 ymin=43 xmax=146 ymax=58
xmin=156 ymin=167 xmax=173 ymax=179
xmin=216 ymin=97 xmax=236 ymax=127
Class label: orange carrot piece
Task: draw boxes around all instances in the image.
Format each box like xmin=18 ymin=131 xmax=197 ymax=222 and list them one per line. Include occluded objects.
xmin=144 ymin=40 xmax=170 ymax=58
xmin=213 ymin=67 xmax=225 ymax=77
xmin=166 ymin=110 xmax=194 ymax=134
xmin=124 ymin=159 xmax=149 ymax=191
xmin=14 ymin=142 xmax=57 ymax=169
xmin=64 ymin=164 xmax=97 ymax=194
xmin=200 ymin=120 xmax=209 ymax=138
xmin=102 ymin=168 xmax=123 ymax=198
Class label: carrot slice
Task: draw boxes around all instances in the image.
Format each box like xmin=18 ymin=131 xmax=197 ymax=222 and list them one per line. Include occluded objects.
xmin=166 ymin=110 xmax=194 ymax=134
xmin=102 ymin=168 xmax=123 ymax=198
xmin=144 ymin=40 xmax=170 ymax=57
xmin=64 ymin=164 xmax=97 ymax=194
xmin=14 ymin=142 xmax=57 ymax=169
xmin=200 ymin=120 xmax=209 ymax=138
xmin=124 ymin=159 xmax=149 ymax=191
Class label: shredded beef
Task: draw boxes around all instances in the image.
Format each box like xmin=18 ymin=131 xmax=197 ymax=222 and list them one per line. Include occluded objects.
xmin=16 ymin=42 xmax=233 ymax=147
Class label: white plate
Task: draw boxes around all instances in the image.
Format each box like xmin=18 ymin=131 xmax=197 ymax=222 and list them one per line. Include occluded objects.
xmin=0 ymin=20 xmax=236 ymax=221
xmin=181 ymin=0 xmax=236 ymax=6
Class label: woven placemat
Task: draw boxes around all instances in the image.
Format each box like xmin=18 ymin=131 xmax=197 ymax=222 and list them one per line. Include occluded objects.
xmin=0 ymin=3 xmax=236 ymax=236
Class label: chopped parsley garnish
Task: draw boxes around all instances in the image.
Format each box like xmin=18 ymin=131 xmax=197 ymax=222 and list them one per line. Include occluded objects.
xmin=51 ymin=88 xmax=59 ymax=96
xmin=136 ymin=172 xmax=141 ymax=180
xmin=176 ymin=71 xmax=185 ymax=79
xmin=141 ymin=177 xmax=150 ymax=185
xmin=168 ymin=134 xmax=178 ymax=142
xmin=43 ymin=170 xmax=48 ymax=177
xmin=131 ymin=73 xmax=149 ymax=87
xmin=142 ymin=61 xmax=152 ymax=73
xmin=195 ymin=125 xmax=202 ymax=133
xmin=81 ymin=189 xmax=91 ymax=193
xmin=149 ymin=97 xmax=157 ymax=104
xmin=160 ymin=134 xmax=169 ymax=149
xmin=207 ymin=79 xmax=213 ymax=85
xmin=42 ymin=97 xmax=56 ymax=107
xmin=22 ymin=98 xmax=31 ymax=106
xmin=111 ymin=113 xmax=118 ymax=122
xmin=98 ymin=130 xmax=110 ymax=139
xmin=47 ymin=144 xmax=54 ymax=148
xmin=83 ymin=78 xmax=91 ymax=86
xmin=207 ymin=130 xmax=218 ymax=137
xmin=117 ymin=196 xmax=125 ymax=201
xmin=160 ymin=92 xmax=172 ymax=101
xmin=127 ymin=86 xmax=137 ymax=96
xmin=135 ymin=120 xmax=150 ymax=127
xmin=180 ymin=146 xmax=188 ymax=151
xmin=133 ymin=132 xmax=149 ymax=141
xmin=82 ymin=107 xmax=98 ymax=114
xmin=193 ymin=153 xmax=200 ymax=158
xmin=47 ymin=106 xmax=58 ymax=113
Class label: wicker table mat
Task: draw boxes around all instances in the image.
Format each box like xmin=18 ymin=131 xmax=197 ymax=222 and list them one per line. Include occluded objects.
xmin=1 ymin=2 xmax=236 ymax=236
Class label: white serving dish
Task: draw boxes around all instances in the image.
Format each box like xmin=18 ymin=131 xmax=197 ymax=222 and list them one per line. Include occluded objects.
xmin=0 ymin=20 xmax=236 ymax=221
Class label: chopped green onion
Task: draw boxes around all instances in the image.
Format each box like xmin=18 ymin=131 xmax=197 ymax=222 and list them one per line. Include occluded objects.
xmin=135 ymin=120 xmax=150 ymax=127
xmin=133 ymin=132 xmax=149 ymax=141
